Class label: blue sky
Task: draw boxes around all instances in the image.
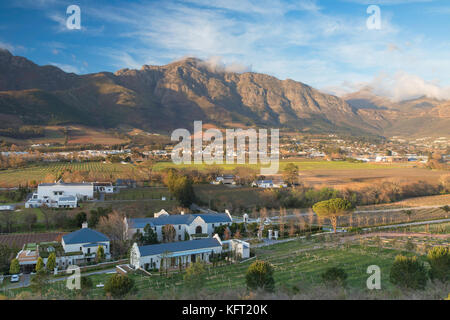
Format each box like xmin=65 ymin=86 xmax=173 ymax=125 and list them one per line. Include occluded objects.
xmin=1 ymin=0 xmax=450 ymax=100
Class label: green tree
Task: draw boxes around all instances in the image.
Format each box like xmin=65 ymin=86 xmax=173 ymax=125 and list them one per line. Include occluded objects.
xmin=312 ymin=198 xmax=354 ymax=233
xmin=46 ymin=253 xmax=56 ymax=272
xmin=9 ymin=258 xmax=19 ymax=275
xmin=321 ymin=267 xmax=348 ymax=287
xmin=282 ymin=163 xmax=299 ymax=186
xmin=0 ymin=244 xmax=15 ymax=274
xmin=167 ymin=171 xmax=196 ymax=207
xmin=390 ymin=255 xmax=428 ymax=290
xmin=245 ymin=260 xmax=275 ymax=292
xmin=104 ymin=274 xmax=134 ymax=298
xmin=427 ymin=246 xmax=449 ymax=282
xmin=96 ymin=245 xmax=106 ymax=263
xmin=79 ymin=276 xmax=93 ymax=296
xmin=30 ymin=271 xmax=49 ymax=295
xmin=143 ymin=224 xmax=158 ymax=244
xmin=183 ymin=261 xmax=206 ymax=290
xmin=35 ymin=257 xmax=44 ymax=273
xmin=404 ymin=210 xmax=413 ymax=222
xmin=75 ymin=212 xmax=87 ymax=228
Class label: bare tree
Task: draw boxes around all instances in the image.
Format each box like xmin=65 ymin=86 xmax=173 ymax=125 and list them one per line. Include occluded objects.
xmin=162 ymin=224 xmax=177 ymax=243
xmin=97 ymin=211 xmax=129 ymax=258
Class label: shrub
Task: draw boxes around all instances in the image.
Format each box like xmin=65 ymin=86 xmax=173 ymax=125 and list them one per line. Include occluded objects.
xmin=79 ymin=276 xmax=93 ymax=295
xmin=9 ymin=258 xmax=19 ymax=275
xmin=104 ymin=274 xmax=134 ymax=298
xmin=245 ymin=260 xmax=275 ymax=292
xmin=321 ymin=267 xmax=348 ymax=287
xmin=390 ymin=255 xmax=428 ymax=290
xmin=427 ymin=246 xmax=449 ymax=282
xmin=183 ymin=261 xmax=206 ymax=289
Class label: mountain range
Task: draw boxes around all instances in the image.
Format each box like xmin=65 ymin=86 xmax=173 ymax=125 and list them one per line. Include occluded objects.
xmin=0 ymin=49 xmax=448 ymax=138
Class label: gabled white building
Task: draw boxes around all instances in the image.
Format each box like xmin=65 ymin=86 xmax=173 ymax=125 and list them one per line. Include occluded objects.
xmin=25 ymin=180 xmax=94 ymax=208
xmin=124 ymin=210 xmax=233 ymax=242
xmin=129 ymin=234 xmax=250 ymax=270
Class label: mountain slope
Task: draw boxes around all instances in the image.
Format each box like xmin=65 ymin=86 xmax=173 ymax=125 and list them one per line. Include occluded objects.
xmin=344 ymin=87 xmax=450 ymax=137
xmin=0 ymin=50 xmax=386 ymax=135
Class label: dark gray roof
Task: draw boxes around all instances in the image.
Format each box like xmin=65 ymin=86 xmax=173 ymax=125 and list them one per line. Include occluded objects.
xmin=128 ymin=213 xmax=232 ymax=229
xmin=62 ymin=228 xmax=109 ymax=244
xmin=138 ymin=238 xmax=221 ymax=257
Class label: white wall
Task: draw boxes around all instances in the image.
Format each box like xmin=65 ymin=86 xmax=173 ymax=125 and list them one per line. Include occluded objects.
xmin=38 ymin=184 xmax=94 ymax=200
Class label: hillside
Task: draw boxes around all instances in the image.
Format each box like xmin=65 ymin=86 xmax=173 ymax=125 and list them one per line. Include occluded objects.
xmin=0 ymin=50 xmax=379 ymax=136
xmin=345 ymin=87 xmax=450 ymax=137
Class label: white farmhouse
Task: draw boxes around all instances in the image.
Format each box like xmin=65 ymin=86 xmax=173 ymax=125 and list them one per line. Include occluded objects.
xmin=130 ymin=236 xmax=223 ymax=270
xmin=25 ymin=180 xmax=94 ymax=208
xmin=129 ymin=235 xmax=250 ymax=270
xmin=61 ymin=222 xmax=111 ymax=265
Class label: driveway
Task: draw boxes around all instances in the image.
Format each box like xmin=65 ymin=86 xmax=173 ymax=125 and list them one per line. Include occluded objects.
xmin=3 ymin=273 xmax=31 ymax=290
xmin=2 ymin=268 xmax=116 ymax=290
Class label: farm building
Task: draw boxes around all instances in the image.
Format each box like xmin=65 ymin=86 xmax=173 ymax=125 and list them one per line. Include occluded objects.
xmin=252 ymin=179 xmax=287 ymax=188
xmin=94 ymin=182 xmax=117 ymax=193
xmin=124 ymin=210 xmax=233 ymax=242
xmin=61 ymin=222 xmax=111 ymax=264
xmin=130 ymin=236 xmax=223 ymax=270
xmin=212 ymin=175 xmax=236 ymax=185
xmin=25 ymin=180 xmax=94 ymax=208
xmin=116 ymin=179 xmax=137 ymax=188
xmin=16 ymin=223 xmax=110 ymax=272
xmin=129 ymin=235 xmax=249 ymax=270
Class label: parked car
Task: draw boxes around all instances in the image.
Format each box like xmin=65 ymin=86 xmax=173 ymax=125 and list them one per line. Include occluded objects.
xmin=10 ymin=274 xmax=20 ymax=283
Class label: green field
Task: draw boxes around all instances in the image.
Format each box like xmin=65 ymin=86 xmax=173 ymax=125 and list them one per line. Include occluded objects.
xmin=153 ymin=160 xmax=410 ymax=172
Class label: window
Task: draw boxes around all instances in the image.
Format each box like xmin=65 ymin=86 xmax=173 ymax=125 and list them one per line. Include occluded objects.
xmin=178 ymin=225 xmax=181 ymax=230
xmin=212 ymin=224 xmax=215 ymax=228
xmin=178 ymin=235 xmax=181 ymax=241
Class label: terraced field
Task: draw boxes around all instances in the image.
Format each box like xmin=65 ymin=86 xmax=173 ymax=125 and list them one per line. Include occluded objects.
xmin=0 ymin=162 xmax=140 ymax=187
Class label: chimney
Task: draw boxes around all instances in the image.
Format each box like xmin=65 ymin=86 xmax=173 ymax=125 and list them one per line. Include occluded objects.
xmin=82 ymin=221 xmax=88 ymax=229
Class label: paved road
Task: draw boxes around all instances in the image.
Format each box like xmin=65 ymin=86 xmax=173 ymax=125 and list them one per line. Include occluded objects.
xmin=2 ymin=268 xmax=116 ymax=290
xmin=2 ymin=273 xmax=30 ymax=290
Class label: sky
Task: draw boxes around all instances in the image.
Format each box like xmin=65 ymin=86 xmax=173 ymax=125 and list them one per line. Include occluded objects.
xmin=1 ymin=0 xmax=450 ymax=101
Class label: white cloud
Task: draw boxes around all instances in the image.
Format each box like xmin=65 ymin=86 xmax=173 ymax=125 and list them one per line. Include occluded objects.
xmin=369 ymin=72 xmax=450 ymax=101
xmin=198 ymin=56 xmax=251 ymax=73
xmin=330 ymin=72 xmax=450 ymax=102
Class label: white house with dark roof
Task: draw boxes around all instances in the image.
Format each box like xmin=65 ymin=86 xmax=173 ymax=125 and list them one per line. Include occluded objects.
xmin=129 ymin=235 xmax=250 ymax=270
xmin=129 ymin=236 xmax=223 ymax=270
xmin=124 ymin=210 xmax=233 ymax=242
xmin=61 ymin=222 xmax=110 ymax=264
xmin=25 ymin=180 xmax=94 ymax=208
